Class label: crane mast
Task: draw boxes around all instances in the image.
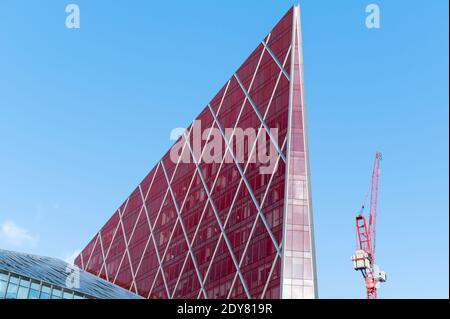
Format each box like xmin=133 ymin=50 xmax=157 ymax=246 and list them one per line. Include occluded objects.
xmin=352 ymin=152 xmax=386 ymax=299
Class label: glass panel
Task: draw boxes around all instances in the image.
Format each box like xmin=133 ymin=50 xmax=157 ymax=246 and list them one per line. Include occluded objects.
xmin=28 ymin=281 xmax=41 ymax=299
xmin=0 ymin=277 xmax=7 ymax=299
xmin=280 ymin=17 xmax=316 ymax=299
xmin=0 ymin=272 xmax=8 ymax=282
xmin=19 ymin=278 xmax=29 ymax=287
xmin=9 ymin=276 xmax=19 ymax=285
xmin=28 ymin=288 xmax=40 ymax=299
xmin=17 ymin=286 xmax=29 ymax=299
xmin=51 ymin=287 xmax=62 ymax=299
xmin=5 ymin=282 xmax=18 ymax=299
xmin=73 ymin=294 xmax=84 ymax=299
xmin=40 ymin=285 xmax=51 ymax=299
xmin=30 ymin=282 xmax=40 ymax=291
xmin=63 ymin=291 xmax=73 ymax=299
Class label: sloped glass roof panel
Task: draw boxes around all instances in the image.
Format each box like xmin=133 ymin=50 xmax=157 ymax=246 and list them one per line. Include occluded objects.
xmin=0 ymin=249 xmax=142 ymax=299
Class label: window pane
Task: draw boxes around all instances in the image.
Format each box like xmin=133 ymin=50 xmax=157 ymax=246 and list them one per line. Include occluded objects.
xmin=6 ymin=283 xmax=18 ymax=299
xmin=51 ymin=287 xmax=62 ymax=299
xmin=0 ymin=279 xmax=7 ymax=299
xmin=9 ymin=276 xmax=19 ymax=285
xmin=19 ymin=278 xmax=29 ymax=287
xmin=29 ymin=282 xmax=41 ymax=299
xmin=30 ymin=282 xmax=40 ymax=291
xmin=63 ymin=291 xmax=73 ymax=299
xmin=17 ymin=286 xmax=29 ymax=299
xmin=28 ymin=288 xmax=40 ymax=299
xmin=0 ymin=272 xmax=8 ymax=282
xmin=40 ymin=285 xmax=51 ymax=299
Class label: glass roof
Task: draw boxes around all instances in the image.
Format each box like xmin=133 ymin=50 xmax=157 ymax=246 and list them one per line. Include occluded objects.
xmin=0 ymin=249 xmax=142 ymax=299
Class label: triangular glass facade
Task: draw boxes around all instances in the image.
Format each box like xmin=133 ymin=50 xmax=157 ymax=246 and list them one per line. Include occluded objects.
xmin=75 ymin=5 xmax=317 ymax=299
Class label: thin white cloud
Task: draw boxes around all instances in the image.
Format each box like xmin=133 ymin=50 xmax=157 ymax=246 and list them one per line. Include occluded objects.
xmin=63 ymin=249 xmax=81 ymax=265
xmin=0 ymin=220 xmax=39 ymax=247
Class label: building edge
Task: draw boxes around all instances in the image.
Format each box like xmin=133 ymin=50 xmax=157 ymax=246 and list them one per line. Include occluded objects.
xmin=280 ymin=4 xmax=318 ymax=299
xmin=296 ymin=4 xmax=319 ymax=299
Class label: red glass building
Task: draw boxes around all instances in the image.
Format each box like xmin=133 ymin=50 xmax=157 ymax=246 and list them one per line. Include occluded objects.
xmin=75 ymin=5 xmax=317 ymax=299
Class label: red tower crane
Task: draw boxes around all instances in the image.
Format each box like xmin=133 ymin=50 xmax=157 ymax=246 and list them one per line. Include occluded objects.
xmin=352 ymin=152 xmax=386 ymax=299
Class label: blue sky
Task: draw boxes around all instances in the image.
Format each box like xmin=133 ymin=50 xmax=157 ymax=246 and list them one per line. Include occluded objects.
xmin=0 ymin=0 xmax=448 ymax=298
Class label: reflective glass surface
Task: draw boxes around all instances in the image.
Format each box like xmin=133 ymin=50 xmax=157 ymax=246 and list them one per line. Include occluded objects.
xmin=0 ymin=249 xmax=142 ymax=299
xmin=75 ymin=6 xmax=316 ymax=299
xmin=28 ymin=282 xmax=41 ymax=299
xmin=280 ymin=6 xmax=316 ymax=299
xmin=0 ymin=271 xmax=84 ymax=300
xmin=40 ymin=285 xmax=51 ymax=299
